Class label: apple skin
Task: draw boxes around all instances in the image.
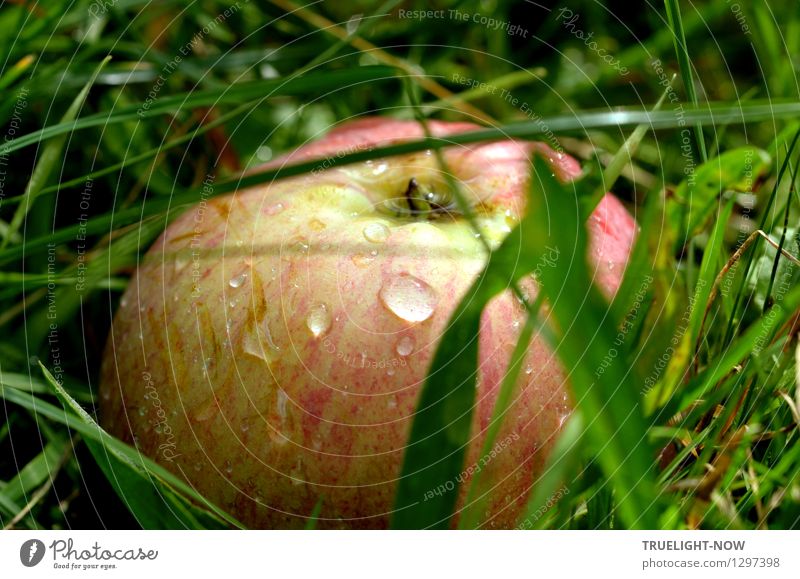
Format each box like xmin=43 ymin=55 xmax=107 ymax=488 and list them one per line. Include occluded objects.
xmin=99 ymin=118 xmax=636 ymax=529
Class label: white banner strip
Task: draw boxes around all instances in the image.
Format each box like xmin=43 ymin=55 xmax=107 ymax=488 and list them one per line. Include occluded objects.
xmin=1 ymin=531 xmax=798 ymax=578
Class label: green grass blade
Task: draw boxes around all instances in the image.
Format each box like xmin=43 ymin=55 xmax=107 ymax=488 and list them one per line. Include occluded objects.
xmin=0 ymin=364 xmax=243 ymax=529
xmin=390 ymin=218 xmax=540 ymax=529
xmin=664 ymin=0 xmax=707 ymax=162
xmin=689 ymin=198 xmax=735 ymax=347
xmin=0 ymin=66 xmax=397 ymax=157
xmin=459 ymin=293 xmax=545 ymax=529
xmin=723 ymin=129 xmax=800 ymax=345
xmin=517 ymin=411 xmax=585 ymax=529
xmin=524 ymin=157 xmax=663 ymax=528
xmin=2 ymin=437 xmax=65 ymax=504
xmin=1 ymin=56 xmax=111 ymax=249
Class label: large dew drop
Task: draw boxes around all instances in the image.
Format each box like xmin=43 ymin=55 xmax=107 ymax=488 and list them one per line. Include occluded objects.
xmin=363 ymin=222 xmax=389 ymax=243
xmin=396 ymin=336 xmax=414 ymax=357
xmin=379 ymin=273 xmax=438 ymax=323
xmin=243 ymin=319 xmax=280 ymax=362
xmin=229 ymin=272 xmax=247 ymax=288
xmin=306 ymin=303 xmax=332 ymax=338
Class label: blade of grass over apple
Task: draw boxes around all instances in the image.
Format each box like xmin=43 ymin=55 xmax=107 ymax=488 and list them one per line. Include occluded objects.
xmin=395 ymin=101 xmax=559 ymax=528
xmin=0 ymin=365 xmax=243 ymax=529
xmin=5 ymin=101 xmax=800 ymax=265
xmin=304 ymin=497 xmax=324 ymax=530
xmin=517 ymin=412 xmax=586 ymax=529
xmin=390 ymin=212 xmax=552 ymax=528
xmin=2 ymin=97 xmax=799 ymax=162
xmin=1 ymin=56 xmax=110 ymax=249
xmin=459 ymin=293 xmax=545 ymax=529
xmin=523 ymin=157 xmax=663 ymax=528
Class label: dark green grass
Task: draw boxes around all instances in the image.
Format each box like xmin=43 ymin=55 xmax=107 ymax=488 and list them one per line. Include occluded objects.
xmin=0 ymin=0 xmax=799 ymax=530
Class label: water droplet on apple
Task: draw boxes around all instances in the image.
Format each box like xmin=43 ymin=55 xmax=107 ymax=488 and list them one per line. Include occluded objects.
xmin=351 ymin=252 xmax=376 ymax=267
xmin=396 ymin=336 xmax=414 ymax=357
xmin=194 ymin=398 xmax=217 ymax=422
xmin=256 ymin=145 xmax=273 ymax=160
xmin=263 ymin=202 xmax=284 ymax=216
xmin=607 ymin=260 xmax=615 ymax=271
xmin=387 ymin=397 xmax=398 ymax=409
xmin=173 ymin=257 xmax=190 ymax=275
xmin=243 ymin=319 xmax=280 ymax=362
xmin=225 ymin=460 xmax=233 ymax=475
xmin=379 ymin=273 xmax=438 ymax=322
xmin=229 ymin=272 xmax=247 ymax=288
xmin=387 ymin=367 xmax=396 ymax=377
xmin=525 ymin=365 xmax=533 ymax=375
xmin=268 ymin=428 xmax=288 ymax=447
xmin=363 ymin=222 xmax=389 ymax=243
xmin=290 ymin=458 xmax=306 ymax=486
xmin=276 ymin=388 xmax=288 ymax=420
xmin=306 ymin=303 xmax=332 ymax=338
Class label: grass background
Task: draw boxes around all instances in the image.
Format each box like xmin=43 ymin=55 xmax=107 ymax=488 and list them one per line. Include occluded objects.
xmin=0 ymin=0 xmax=799 ymax=529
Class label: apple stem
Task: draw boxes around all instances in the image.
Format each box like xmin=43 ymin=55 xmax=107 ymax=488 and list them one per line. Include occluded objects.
xmin=404 ymin=178 xmax=453 ymax=218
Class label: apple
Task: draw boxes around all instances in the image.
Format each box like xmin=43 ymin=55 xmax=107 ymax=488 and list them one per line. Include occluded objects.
xmin=100 ymin=117 xmax=636 ymax=528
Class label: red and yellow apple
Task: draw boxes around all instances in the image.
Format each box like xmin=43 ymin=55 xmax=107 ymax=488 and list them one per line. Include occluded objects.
xmin=100 ymin=118 xmax=636 ymax=528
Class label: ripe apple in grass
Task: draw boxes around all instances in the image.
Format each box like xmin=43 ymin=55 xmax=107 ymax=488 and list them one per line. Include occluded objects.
xmin=99 ymin=117 xmax=636 ymax=529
